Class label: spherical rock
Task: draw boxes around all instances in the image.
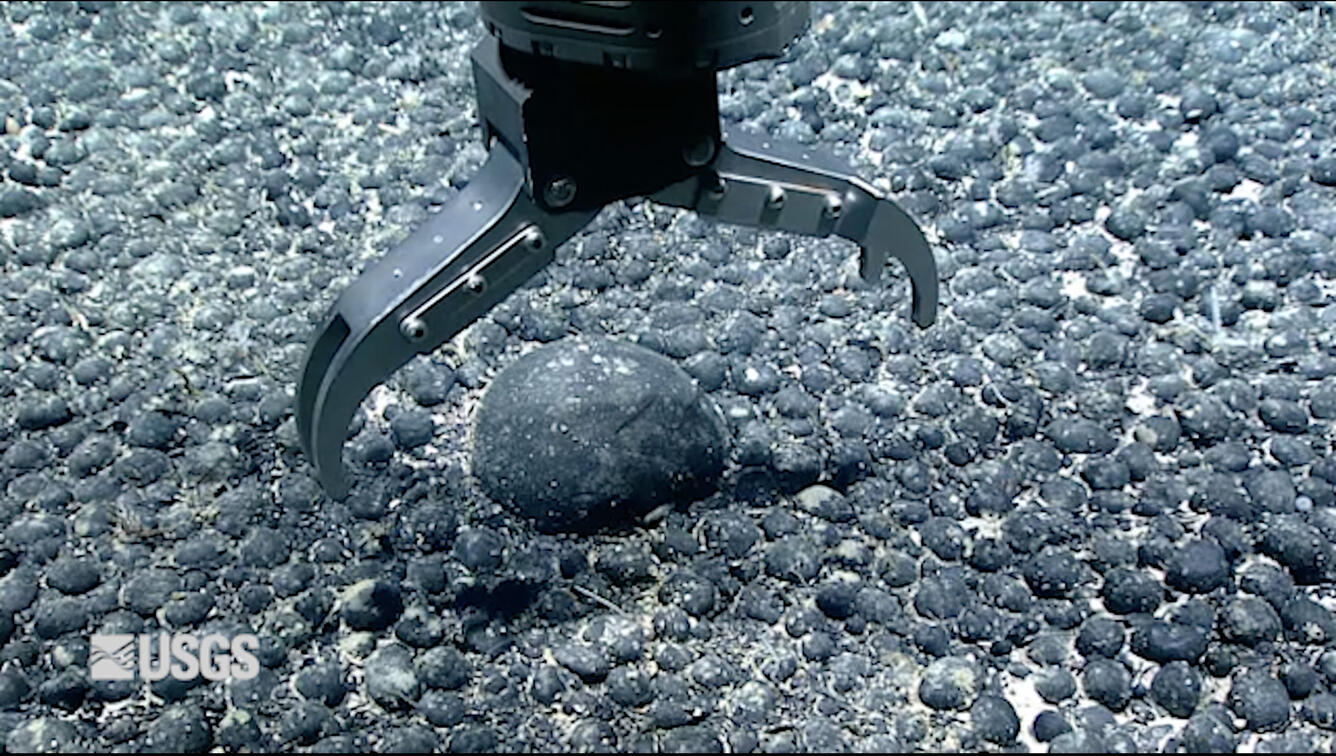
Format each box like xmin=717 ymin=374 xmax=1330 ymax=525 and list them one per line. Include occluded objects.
xmin=1229 ymin=670 xmax=1291 ymax=732
xmin=1151 ymin=661 xmax=1202 ymax=718
xmin=919 ymin=656 xmax=981 ymax=711
xmin=4 ymin=717 xmax=83 ymax=753
xmin=1082 ymin=658 xmax=1132 ymax=711
xmin=1033 ymin=710 xmax=1071 ymax=742
xmin=971 ymin=694 xmax=1020 ymax=745
xmin=339 ymin=579 xmax=403 ymax=632
xmin=472 ymin=337 xmax=728 ymax=531
xmin=145 ymin=704 xmax=212 ymax=753
xmin=1165 ymin=539 xmax=1228 ymax=594
xmin=364 ymin=644 xmax=420 ymax=710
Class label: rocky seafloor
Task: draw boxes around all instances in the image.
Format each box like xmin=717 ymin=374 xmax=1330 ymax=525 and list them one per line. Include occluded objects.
xmin=3 ymin=0 xmax=1336 ymax=752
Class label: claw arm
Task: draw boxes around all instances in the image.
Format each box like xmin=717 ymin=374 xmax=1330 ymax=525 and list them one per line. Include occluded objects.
xmin=651 ymin=130 xmax=939 ymax=328
xmin=295 ymin=146 xmax=597 ymax=496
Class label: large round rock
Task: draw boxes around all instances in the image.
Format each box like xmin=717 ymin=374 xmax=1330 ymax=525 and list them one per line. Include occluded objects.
xmin=472 ymin=337 xmax=728 ymax=531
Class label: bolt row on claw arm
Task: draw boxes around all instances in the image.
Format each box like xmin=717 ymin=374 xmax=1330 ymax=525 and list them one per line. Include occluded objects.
xmin=296 ymin=1 xmax=940 ymax=497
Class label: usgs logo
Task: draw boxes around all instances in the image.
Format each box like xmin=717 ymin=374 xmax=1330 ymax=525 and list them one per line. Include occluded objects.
xmin=89 ymin=633 xmax=260 ymax=682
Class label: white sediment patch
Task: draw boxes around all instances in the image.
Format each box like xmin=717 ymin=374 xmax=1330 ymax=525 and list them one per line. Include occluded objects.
xmin=1125 ymin=378 xmax=1157 ymax=417
xmin=1226 ymin=178 xmax=1265 ymax=202
xmin=1003 ymin=673 xmax=1046 ymax=753
xmin=1058 ymin=270 xmax=1090 ymax=300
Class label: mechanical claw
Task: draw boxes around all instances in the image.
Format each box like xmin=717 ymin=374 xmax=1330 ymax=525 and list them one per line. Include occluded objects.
xmin=295 ymin=2 xmax=940 ymax=496
xmin=295 ymin=146 xmax=596 ymax=496
xmin=652 ymin=129 xmax=939 ymax=328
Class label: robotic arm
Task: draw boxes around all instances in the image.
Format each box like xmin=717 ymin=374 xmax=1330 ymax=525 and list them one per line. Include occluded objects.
xmin=296 ymin=1 xmax=939 ymax=497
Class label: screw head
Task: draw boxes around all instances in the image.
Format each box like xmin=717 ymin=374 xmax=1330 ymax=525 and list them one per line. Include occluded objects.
xmin=525 ymin=227 xmax=545 ymax=250
xmin=707 ymin=176 xmax=727 ymax=200
xmin=400 ymin=317 xmax=427 ymax=342
xmin=824 ymin=194 xmax=843 ymax=219
xmin=766 ymin=185 xmax=786 ymax=210
xmin=543 ymin=176 xmax=577 ymax=208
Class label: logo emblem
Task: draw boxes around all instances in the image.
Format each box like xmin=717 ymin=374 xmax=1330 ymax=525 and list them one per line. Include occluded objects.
xmin=89 ymin=634 xmax=136 ymax=681
xmin=87 ymin=632 xmax=261 ymax=683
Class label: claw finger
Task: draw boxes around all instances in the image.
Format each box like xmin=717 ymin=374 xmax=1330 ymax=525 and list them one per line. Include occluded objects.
xmin=864 ymin=199 xmax=939 ymax=329
xmin=295 ymin=148 xmax=527 ymax=496
xmin=294 ymin=146 xmax=598 ymax=497
xmin=298 ymin=314 xmax=381 ymax=497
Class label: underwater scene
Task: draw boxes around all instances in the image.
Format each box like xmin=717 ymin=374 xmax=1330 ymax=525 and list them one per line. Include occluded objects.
xmin=2 ymin=0 xmax=1336 ymax=752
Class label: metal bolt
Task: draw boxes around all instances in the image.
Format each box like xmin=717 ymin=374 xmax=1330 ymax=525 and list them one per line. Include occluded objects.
xmin=682 ymin=135 xmax=716 ymax=168
xmin=466 ymin=273 xmax=486 ymax=293
xmin=824 ymin=195 xmax=843 ymax=219
xmin=525 ymin=227 xmax=546 ymax=250
xmin=766 ymin=185 xmax=786 ymax=210
xmin=543 ymin=176 xmax=577 ymax=208
xmin=400 ymin=317 xmax=427 ymax=343
xmin=707 ymin=176 xmax=727 ymax=200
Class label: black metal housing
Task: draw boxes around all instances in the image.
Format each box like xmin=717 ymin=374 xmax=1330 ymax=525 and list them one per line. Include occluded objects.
xmin=472 ymin=38 xmax=720 ymax=212
xmin=478 ymin=1 xmax=809 ymax=74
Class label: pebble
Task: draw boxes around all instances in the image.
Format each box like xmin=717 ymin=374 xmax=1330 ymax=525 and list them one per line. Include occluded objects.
xmin=1022 ymin=550 xmax=1082 ymax=598
xmin=402 ymin=361 xmax=454 ymax=407
xmin=1081 ymin=69 xmax=1124 ymax=99
xmin=1033 ymin=710 xmax=1071 ymax=742
xmin=340 ymin=579 xmax=404 ymax=631
xmin=144 ymin=704 xmax=212 ymax=753
xmin=1260 ymin=516 xmax=1335 ymax=584
xmin=294 ymin=662 xmax=347 ymax=707
xmin=1311 ymin=157 xmax=1336 ymax=186
xmin=453 ymin=529 xmax=504 ymax=572
xmin=1131 ymin=621 xmax=1208 ymax=664
xmin=0 ymin=189 xmax=44 ymax=218
xmin=448 ymin=724 xmax=497 ymax=753
xmin=388 ymin=410 xmax=434 ymax=449
xmin=1151 ymin=661 xmax=1202 ymax=718
xmin=918 ymin=656 xmax=980 ymax=711
xmin=914 ymin=575 xmax=969 ymax=620
xmin=1183 ymin=707 xmax=1237 ymax=752
xmin=16 ymin=396 xmax=73 ymax=431
xmin=1220 ymin=597 xmax=1281 ymax=645
xmin=1279 ymin=596 xmax=1336 ymax=644
xmin=1047 ymin=728 xmax=1106 ymax=753
xmin=0 ymin=670 xmax=29 ymax=709
xmin=660 ymin=726 xmax=722 ymax=753
xmin=554 ymin=642 xmax=610 ymax=683
xmin=415 ymin=646 xmax=469 ymax=691
xmin=364 ymin=644 xmax=420 ymax=709
xmin=1164 ymin=539 xmax=1228 ymax=594
xmin=1035 ymin=668 xmax=1077 ymax=704
xmin=1076 ymin=615 xmax=1126 ymax=658
xmin=4 ymin=717 xmax=82 ymax=753
xmin=1258 ymin=399 xmax=1309 ymax=433
xmin=1303 ymin=694 xmax=1336 ymax=729
xmin=1046 ymin=418 xmax=1117 ymax=454
xmin=123 ymin=570 xmax=182 ymax=616
xmin=1281 ymin=661 xmax=1317 ymax=700
xmin=1082 ymin=658 xmax=1132 ymax=711
xmin=970 ymin=695 xmax=1020 ymax=745
xmin=239 ymin=527 xmax=288 ymax=569
xmin=1229 ymin=671 xmax=1292 ymax=732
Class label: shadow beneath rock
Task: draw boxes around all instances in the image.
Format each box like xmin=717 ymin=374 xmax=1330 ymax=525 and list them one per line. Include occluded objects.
xmin=454 ymin=579 xmax=543 ymax=620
